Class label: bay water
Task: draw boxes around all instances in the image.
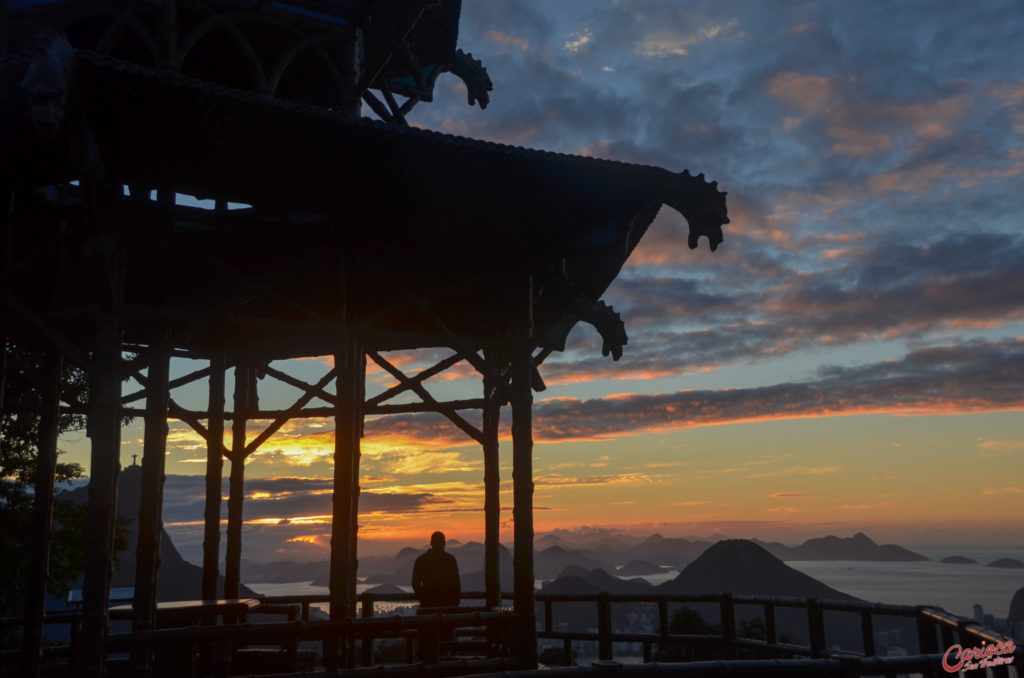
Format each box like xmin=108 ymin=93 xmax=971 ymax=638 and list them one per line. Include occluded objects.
xmin=247 ymin=545 xmax=1024 ymax=621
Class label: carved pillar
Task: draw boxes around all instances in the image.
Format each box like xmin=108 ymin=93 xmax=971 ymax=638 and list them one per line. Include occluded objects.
xmin=81 ymin=308 xmax=123 ymax=678
xmin=224 ymin=364 xmax=250 ymax=599
xmin=338 ymin=26 xmax=361 ymax=119
xmin=510 ymin=276 xmax=537 ymax=666
xmin=21 ymin=352 xmax=61 ymax=676
xmin=132 ymin=346 xmax=170 ymax=669
xmin=328 ymin=335 xmax=365 ymax=669
xmin=202 ymin=350 xmax=226 ymax=600
xmin=482 ymin=354 xmax=502 ymax=610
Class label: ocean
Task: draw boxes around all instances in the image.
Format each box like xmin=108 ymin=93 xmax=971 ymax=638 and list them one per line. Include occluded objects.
xmin=789 ymin=545 xmax=1024 ymax=619
xmin=247 ymin=544 xmax=1024 ymax=620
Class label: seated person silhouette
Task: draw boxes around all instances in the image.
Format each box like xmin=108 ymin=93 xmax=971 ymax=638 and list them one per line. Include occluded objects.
xmin=411 ymin=531 xmax=461 ymax=610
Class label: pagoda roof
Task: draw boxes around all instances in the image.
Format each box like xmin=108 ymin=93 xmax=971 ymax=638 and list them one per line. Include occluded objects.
xmin=0 ymin=49 xmax=727 ymax=360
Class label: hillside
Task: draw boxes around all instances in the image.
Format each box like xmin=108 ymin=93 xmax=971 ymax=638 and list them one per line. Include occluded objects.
xmin=658 ymin=539 xmax=855 ymax=599
xmin=63 ymin=465 xmax=258 ymax=601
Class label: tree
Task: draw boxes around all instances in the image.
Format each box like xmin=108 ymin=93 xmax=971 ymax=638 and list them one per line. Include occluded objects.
xmin=538 ymin=645 xmax=577 ymax=666
xmin=0 ymin=343 xmax=89 ymax=623
xmin=653 ymin=606 xmax=721 ymax=661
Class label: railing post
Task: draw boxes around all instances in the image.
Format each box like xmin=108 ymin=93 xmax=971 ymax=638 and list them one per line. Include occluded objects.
xmin=658 ymin=599 xmax=669 ymax=642
xmin=597 ymin=593 xmax=612 ymax=661
xmin=420 ymin=620 xmax=440 ymax=664
xmin=544 ymin=599 xmax=552 ymax=634
xmin=719 ymin=593 xmax=736 ymax=657
xmin=860 ymin=611 xmax=876 ymax=656
xmin=916 ymin=611 xmax=939 ymax=654
xmin=939 ymin=624 xmax=954 ymax=651
xmin=360 ymin=595 xmax=374 ymax=666
xmin=764 ymin=603 xmax=777 ymax=646
xmin=956 ymin=619 xmax=977 ymax=649
xmin=70 ymin=614 xmax=82 ymax=675
xmin=563 ymin=638 xmax=572 ymax=665
xmin=807 ymin=599 xmax=826 ymax=657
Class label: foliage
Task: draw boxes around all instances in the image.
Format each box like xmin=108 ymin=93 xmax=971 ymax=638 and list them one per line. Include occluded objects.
xmin=653 ymin=606 xmax=720 ymax=661
xmin=654 ymin=607 xmax=801 ymax=661
xmin=0 ymin=343 xmax=90 ymax=618
xmin=668 ymin=606 xmax=721 ymax=635
xmin=372 ymin=639 xmax=411 ymax=664
xmin=538 ymin=645 xmax=577 ymax=666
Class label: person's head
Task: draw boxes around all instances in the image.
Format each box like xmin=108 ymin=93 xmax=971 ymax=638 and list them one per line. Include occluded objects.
xmin=430 ymin=531 xmax=446 ymax=551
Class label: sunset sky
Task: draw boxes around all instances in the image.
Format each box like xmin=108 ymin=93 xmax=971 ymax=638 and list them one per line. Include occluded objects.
xmin=64 ymin=1 xmax=1024 ymax=560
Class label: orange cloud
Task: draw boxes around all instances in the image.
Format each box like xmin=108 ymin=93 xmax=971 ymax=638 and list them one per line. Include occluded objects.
xmin=767 ymin=72 xmax=839 ymax=116
xmin=982 ymin=487 xmax=1024 ymax=496
xmin=985 ymin=81 xmax=1024 ymax=106
xmin=834 ymin=502 xmax=896 ymax=510
xmin=485 ymin=29 xmax=529 ymax=52
xmin=828 ymin=125 xmax=893 ymax=157
xmin=284 ymin=534 xmax=329 ymax=545
xmin=748 ymin=466 xmax=839 ymax=479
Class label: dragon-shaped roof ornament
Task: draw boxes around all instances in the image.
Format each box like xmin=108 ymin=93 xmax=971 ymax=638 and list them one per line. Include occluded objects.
xmin=663 ymin=169 xmax=729 ymax=252
xmin=358 ymin=0 xmax=492 ymax=123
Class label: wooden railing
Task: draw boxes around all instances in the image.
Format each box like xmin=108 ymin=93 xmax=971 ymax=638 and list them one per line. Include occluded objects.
xmin=531 ymin=592 xmax=1021 ymax=675
xmin=3 ymin=591 xmax=1020 ymax=677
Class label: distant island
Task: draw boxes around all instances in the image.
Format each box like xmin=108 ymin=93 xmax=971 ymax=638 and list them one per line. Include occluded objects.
xmin=238 ymin=530 xmax=943 ymax=587
xmin=753 ymin=532 xmax=928 ymax=562
xmin=986 ymin=558 xmax=1024 ymax=569
xmin=940 ymin=555 xmax=978 ymax=565
xmin=617 ymin=560 xmax=665 ymax=576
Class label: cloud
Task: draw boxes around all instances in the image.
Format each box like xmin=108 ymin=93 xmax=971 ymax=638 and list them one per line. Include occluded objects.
xmin=386 ymin=450 xmax=481 ymax=475
xmin=770 ymin=492 xmax=807 ymax=498
xmin=564 ymin=27 xmax=592 ymax=53
xmin=747 ymin=466 xmax=839 ymax=480
xmin=485 ymin=30 xmax=530 ymax=53
xmin=834 ymin=502 xmax=896 ymax=511
xmin=977 ymin=440 xmax=1024 ymax=453
xmin=156 ymin=475 xmax=458 ymax=527
xmin=635 ymin=19 xmax=738 ymax=58
xmin=363 ymin=337 xmax=1024 ymax=446
xmin=981 ymin=487 xmax=1024 ymax=496
xmin=767 ymin=72 xmax=840 ymax=117
xmin=529 ymin=231 xmax=1024 ymax=387
xmin=534 ymin=472 xmax=665 ymax=489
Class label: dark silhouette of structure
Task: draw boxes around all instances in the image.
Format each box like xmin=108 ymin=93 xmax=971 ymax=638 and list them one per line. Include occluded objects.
xmin=0 ymin=1 xmax=728 ymax=676
xmin=412 ymin=532 xmax=461 ymax=609
xmin=2 ymin=3 xmax=1018 ymax=674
